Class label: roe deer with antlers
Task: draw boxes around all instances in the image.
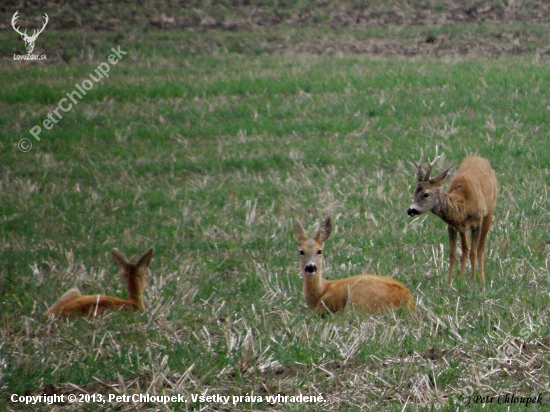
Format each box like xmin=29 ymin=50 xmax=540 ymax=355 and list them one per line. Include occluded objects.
xmin=294 ymin=217 xmax=415 ymax=315
xmin=47 ymin=247 xmax=153 ymax=318
xmin=407 ymin=148 xmax=498 ymax=287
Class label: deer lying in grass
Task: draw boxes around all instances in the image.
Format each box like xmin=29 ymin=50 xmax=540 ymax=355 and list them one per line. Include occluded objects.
xmin=47 ymin=247 xmax=153 ymax=318
xmin=407 ymin=148 xmax=498 ymax=287
xmin=294 ymin=217 xmax=415 ymax=315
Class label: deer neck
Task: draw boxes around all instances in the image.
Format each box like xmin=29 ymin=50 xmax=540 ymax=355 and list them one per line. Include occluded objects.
xmin=432 ymin=190 xmax=466 ymax=228
xmin=125 ymin=274 xmax=144 ymax=309
xmin=302 ymin=268 xmax=327 ymax=310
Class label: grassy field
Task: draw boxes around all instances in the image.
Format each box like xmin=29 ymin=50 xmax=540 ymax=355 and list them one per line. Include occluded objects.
xmin=2 ymin=1 xmax=550 ymax=411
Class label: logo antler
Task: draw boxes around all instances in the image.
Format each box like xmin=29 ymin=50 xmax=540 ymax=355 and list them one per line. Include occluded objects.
xmin=12 ymin=10 xmax=49 ymax=54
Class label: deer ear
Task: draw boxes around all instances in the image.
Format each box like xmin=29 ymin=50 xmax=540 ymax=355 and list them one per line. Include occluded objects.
xmin=316 ymin=217 xmax=332 ymax=243
xmin=294 ymin=219 xmax=307 ymax=243
xmin=137 ymin=247 xmax=154 ymax=269
xmin=112 ymin=248 xmax=129 ymax=270
xmin=429 ymin=164 xmax=454 ymax=187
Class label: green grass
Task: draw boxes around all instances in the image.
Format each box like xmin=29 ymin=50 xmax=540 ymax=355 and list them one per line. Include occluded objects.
xmin=2 ymin=5 xmax=550 ymax=411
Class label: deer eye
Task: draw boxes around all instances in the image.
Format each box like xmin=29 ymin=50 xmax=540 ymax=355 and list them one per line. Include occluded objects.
xmin=317 ymin=250 xmax=322 ymax=255
xmin=422 ymin=192 xmax=431 ymax=198
xmin=299 ymin=250 xmax=304 ymax=255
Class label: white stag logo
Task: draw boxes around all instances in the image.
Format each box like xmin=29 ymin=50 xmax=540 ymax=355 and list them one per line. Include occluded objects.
xmin=12 ymin=10 xmax=49 ymax=54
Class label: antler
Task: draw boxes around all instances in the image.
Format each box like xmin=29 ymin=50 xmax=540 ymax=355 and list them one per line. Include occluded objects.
xmin=412 ymin=146 xmax=442 ymax=181
xmin=412 ymin=149 xmax=426 ymax=181
xmin=424 ymin=145 xmax=442 ymax=180
xmin=11 ymin=11 xmax=48 ymax=40
xmin=32 ymin=13 xmax=49 ymax=40
xmin=11 ymin=11 xmax=26 ymax=37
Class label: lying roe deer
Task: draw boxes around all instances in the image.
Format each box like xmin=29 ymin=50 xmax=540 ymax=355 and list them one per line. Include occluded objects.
xmin=47 ymin=247 xmax=153 ymax=318
xmin=294 ymin=217 xmax=415 ymax=315
xmin=407 ymin=148 xmax=498 ymax=287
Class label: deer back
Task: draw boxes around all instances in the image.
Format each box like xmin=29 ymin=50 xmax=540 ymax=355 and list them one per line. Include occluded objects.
xmin=321 ymin=274 xmax=416 ymax=314
xmin=49 ymin=293 xmax=138 ymax=317
xmin=447 ymin=156 xmax=498 ymax=217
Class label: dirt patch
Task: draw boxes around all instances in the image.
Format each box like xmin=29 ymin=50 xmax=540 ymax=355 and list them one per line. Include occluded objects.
xmin=3 ymin=1 xmax=550 ymax=33
xmin=4 ymin=1 xmax=550 ymax=58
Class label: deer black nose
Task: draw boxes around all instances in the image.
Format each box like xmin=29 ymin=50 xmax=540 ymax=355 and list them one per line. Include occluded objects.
xmin=305 ymin=263 xmax=317 ymax=274
xmin=407 ymin=208 xmax=420 ymax=216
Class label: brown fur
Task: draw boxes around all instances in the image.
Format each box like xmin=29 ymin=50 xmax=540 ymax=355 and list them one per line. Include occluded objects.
xmin=294 ymin=217 xmax=415 ymax=315
xmin=47 ymin=247 xmax=153 ymax=318
xmin=408 ymin=151 xmax=498 ymax=287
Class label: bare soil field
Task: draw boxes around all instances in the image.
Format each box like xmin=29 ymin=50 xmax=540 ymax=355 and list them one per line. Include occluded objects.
xmin=4 ymin=0 xmax=550 ymax=58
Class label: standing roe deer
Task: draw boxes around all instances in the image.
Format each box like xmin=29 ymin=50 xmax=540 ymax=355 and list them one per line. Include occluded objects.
xmin=294 ymin=217 xmax=415 ymax=315
xmin=407 ymin=148 xmax=498 ymax=287
xmin=47 ymin=247 xmax=153 ymax=317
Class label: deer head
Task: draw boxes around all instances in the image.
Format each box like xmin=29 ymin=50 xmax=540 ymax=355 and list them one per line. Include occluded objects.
xmin=112 ymin=247 xmax=153 ymax=310
xmin=294 ymin=217 xmax=332 ymax=276
xmin=407 ymin=147 xmax=454 ymax=216
xmin=12 ymin=11 xmax=49 ymax=54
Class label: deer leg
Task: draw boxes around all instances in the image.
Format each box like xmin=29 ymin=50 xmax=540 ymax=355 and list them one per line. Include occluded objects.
xmin=459 ymin=231 xmax=469 ymax=276
xmin=448 ymin=226 xmax=457 ymax=284
xmin=477 ymin=214 xmax=494 ymax=288
xmin=470 ymin=226 xmax=482 ymax=283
